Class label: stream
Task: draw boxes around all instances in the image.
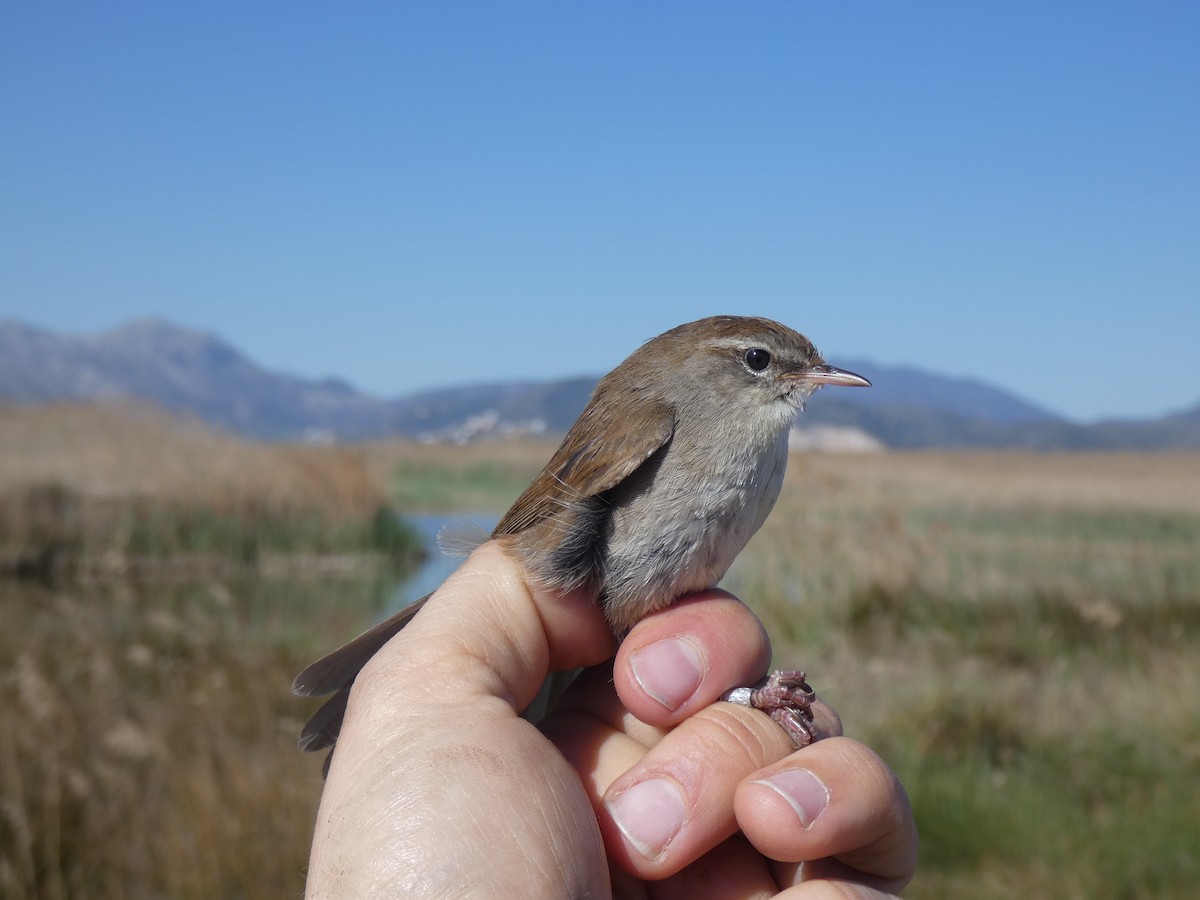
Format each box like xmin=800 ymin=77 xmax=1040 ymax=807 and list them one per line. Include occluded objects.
xmin=387 ymin=512 xmax=499 ymax=612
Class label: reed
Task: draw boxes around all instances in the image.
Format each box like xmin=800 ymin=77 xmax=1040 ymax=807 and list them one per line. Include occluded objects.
xmin=3 ymin=404 xmax=1197 ymax=898
xmin=373 ymin=442 xmax=1200 ymax=897
xmin=0 ymin=403 xmax=418 ymax=897
xmin=726 ymin=451 xmax=1200 ymax=898
xmin=0 ymin=403 xmax=423 ymax=577
xmin=0 ymin=576 xmax=385 ymax=899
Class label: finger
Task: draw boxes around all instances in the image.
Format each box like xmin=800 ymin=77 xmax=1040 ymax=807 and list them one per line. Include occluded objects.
xmin=317 ymin=542 xmax=615 ymax=896
xmin=612 ymin=590 xmax=772 ymax=727
xmin=546 ymin=663 xmax=845 ymax=878
xmin=593 ymin=700 xmax=797 ymax=878
xmin=736 ymin=737 xmax=917 ymax=894
xmin=774 ymin=880 xmax=904 ymax=899
xmin=550 ymin=662 xmax=669 ymax=750
xmin=634 ymin=835 xmax=777 ymax=899
xmin=359 ymin=540 xmax=615 ymax=715
xmin=809 ymin=701 xmax=844 ymax=741
xmin=553 ymin=661 xmax=842 ymax=752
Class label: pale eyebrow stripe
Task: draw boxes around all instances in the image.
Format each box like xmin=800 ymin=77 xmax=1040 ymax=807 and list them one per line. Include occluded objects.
xmin=700 ymin=337 xmax=753 ymax=350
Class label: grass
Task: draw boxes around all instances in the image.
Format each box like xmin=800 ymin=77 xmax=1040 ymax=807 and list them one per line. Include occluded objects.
xmin=364 ymin=438 xmax=548 ymax=513
xmin=726 ymin=451 xmax=1200 ymax=899
xmin=373 ymin=444 xmax=1200 ymax=898
xmin=0 ymin=403 xmax=423 ymax=578
xmin=0 ymin=575 xmax=387 ymax=899
xmin=2 ymin=405 xmax=1198 ymax=898
xmin=0 ymin=403 xmax=421 ymax=898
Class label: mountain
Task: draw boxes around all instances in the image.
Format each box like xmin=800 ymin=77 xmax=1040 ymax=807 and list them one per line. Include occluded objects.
xmin=2 ymin=318 xmax=1197 ymax=449
xmin=0 ymin=319 xmax=396 ymax=439
xmin=817 ymin=359 xmax=1059 ymax=425
xmin=390 ymin=378 xmax=597 ymax=438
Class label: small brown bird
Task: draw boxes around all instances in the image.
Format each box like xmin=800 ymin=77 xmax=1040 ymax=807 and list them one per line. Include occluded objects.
xmin=293 ymin=315 xmax=869 ymax=758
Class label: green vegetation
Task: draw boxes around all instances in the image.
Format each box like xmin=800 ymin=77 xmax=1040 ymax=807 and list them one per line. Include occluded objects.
xmin=387 ymin=455 xmax=540 ymax=513
xmin=0 ymin=405 xmax=425 ymax=579
xmin=0 ymin=576 xmax=389 ymax=899
xmin=374 ymin=446 xmax=1200 ymax=897
xmin=723 ymin=453 xmax=1200 ymax=899
xmin=0 ymin=404 xmax=428 ymax=898
xmin=3 ymin=407 xmax=1198 ymax=899
xmin=0 ymin=481 xmax=424 ymax=579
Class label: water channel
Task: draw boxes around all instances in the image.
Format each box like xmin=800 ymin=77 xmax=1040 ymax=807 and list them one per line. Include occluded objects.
xmin=386 ymin=512 xmax=499 ymax=612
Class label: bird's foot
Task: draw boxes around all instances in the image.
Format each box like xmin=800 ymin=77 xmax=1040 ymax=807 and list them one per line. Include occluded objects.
xmin=721 ymin=670 xmax=816 ymax=749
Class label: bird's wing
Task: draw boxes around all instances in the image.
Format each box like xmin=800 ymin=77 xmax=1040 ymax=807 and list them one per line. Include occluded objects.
xmin=293 ymin=388 xmax=673 ymax=763
xmin=291 ymin=595 xmax=428 ymax=699
xmin=493 ymin=394 xmax=675 ymax=536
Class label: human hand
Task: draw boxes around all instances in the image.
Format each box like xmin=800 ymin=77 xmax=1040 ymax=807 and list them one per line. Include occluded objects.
xmin=304 ymin=542 xmax=917 ymax=897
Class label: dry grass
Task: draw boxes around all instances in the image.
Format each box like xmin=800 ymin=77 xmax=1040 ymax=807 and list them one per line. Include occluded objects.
xmin=3 ymin=407 xmax=1198 ymax=898
xmin=385 ymin=442 xmax=1200 ymax=898
xmin=0 ymin=401 xmax=383 ymax=517
xmin=0 ymin=576 xmax=368 ymax=899
xmin=0 ymin=403 xmax=420 ymax=578
xmin=729 ymin=451 xmax=1200 ymax=899
xmin=0 ymin=403 xmax=414 ymax=898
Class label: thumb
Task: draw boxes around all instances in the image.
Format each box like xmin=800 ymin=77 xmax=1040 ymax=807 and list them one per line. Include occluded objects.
xmin=309 ymin=545 xmax=615 ymax=897
xmin=359 ymin=540 xmax=615 ymax=716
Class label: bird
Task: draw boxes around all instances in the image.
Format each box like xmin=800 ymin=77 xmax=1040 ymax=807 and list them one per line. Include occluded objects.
xmin=293 ymin=315 xmax=870 ymax=762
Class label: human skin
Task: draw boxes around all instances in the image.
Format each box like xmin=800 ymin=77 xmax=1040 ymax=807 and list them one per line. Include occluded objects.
xmin=304 ymin=542 xmax=917 ymax=898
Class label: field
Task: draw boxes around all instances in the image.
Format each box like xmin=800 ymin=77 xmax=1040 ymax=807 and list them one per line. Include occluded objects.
xmin=0 ymin=404 xmax=417 ymax=899
xmin=2 ymin=404 xmax=1198 ymax=897
xmin=736 ymin=451 xmax=1200 ymax=898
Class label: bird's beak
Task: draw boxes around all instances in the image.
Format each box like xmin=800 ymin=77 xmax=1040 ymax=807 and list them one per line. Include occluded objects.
xmin=794 ymin=364 xmax=872 ymax=388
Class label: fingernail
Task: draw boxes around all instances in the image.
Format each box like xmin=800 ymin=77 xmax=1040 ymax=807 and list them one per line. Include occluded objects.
xmin=604 ymin=777 xmax=687 ymax=859
xmin=754 ymin=768 xmax=830 ymax=828
xmin=630 ymin=637 xmax=704 ymax=711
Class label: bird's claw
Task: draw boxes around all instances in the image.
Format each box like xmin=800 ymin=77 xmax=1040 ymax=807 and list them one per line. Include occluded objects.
xmin=721 ymin=669 xmax=816 ymax=749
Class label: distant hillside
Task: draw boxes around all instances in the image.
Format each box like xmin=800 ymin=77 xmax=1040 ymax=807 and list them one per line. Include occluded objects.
xmin=2 ymin=318 xmax=1197 ymax=450
xmin=390 ymin=378 xmax=596 ymax=438
xmin=0 ymin=319 xmax=397 ymax=439
xmin=817 ymin=358 xmax=1059 ymax=424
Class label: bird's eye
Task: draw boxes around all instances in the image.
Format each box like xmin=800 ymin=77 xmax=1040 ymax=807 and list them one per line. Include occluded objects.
xmin=744 ymin=348 xmax=772 ymax=372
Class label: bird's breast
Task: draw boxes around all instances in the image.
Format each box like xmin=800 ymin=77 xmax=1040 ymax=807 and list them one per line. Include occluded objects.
xmin=598 ymin=427 xmax=791 ymax=631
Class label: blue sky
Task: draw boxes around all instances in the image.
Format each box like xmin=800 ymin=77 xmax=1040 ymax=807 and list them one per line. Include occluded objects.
xmin=2 ymin=2 xmax=1197 ymax=421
